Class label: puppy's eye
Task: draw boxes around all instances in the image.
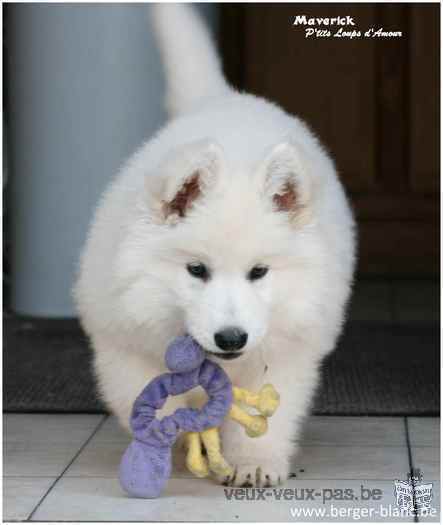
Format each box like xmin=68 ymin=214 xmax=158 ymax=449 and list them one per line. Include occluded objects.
xmin=248 ymin=265 xmax=269 ymax=281
xmin=186 ymin=262 xmax=210 ymax=281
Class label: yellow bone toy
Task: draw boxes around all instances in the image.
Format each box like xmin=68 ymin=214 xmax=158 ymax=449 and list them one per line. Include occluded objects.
xmin=185 ymin=383 xmax=280 ymax=478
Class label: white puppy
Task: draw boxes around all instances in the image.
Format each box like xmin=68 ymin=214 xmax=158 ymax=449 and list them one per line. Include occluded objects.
xmin=74 ymin=4 xmax=356 ymax=487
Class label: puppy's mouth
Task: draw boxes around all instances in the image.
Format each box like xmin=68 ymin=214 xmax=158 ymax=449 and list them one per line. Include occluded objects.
xmin=205 ymin=350 xmax=244 ymax=361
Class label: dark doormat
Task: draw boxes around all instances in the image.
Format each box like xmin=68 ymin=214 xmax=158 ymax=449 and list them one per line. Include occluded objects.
xmin=3 ymin=315 xmax=439 ymax=415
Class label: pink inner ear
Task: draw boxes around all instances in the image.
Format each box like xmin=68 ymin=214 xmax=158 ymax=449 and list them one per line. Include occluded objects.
xmin=164 ymin=174 xmax=201 ymax=218
xmin=273 ymin=182 xmax=297 ymax=212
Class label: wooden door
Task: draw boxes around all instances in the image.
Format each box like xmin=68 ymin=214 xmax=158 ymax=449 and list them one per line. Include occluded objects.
xmin=220 ymin=4 xmax=439 ymax=276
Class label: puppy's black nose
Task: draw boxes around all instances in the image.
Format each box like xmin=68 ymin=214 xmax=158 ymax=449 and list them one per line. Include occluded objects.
xmin=214 ymin=327 xmax=248 ymax=351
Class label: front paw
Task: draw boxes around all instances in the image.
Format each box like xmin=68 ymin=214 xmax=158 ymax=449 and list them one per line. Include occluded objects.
xmin=216 ymin=458 xmax=289 ymax=488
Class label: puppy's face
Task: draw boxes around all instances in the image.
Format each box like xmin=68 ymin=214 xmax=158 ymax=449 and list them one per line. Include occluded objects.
xmin=117 ymin=139 xmax=320 ymax=360
xmin=172 ymin=209 xmax=276 ymax=360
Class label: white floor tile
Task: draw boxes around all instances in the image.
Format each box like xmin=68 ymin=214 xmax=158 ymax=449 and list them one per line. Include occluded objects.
xmin=300 ymin=417 xmax=406 ymax=446
xmin=65 ymin=440 xmax=129 ymax=478
xmin=2 ymin=414 xmax=420 ymax=522
xmin=4 ymin=414 xmax=103 ymax=444
xmin=3 ymin=477 xmax=55 ymax=521
xmin=411 ymin=447 xmax=440 ymax=481
xmin=408 ymin=418 xmax=440 ymax=447
xmin=65 ymin=433 xmax=191 ymax=479
xmin=31 ymin=476 xmax=417 ymax=522
xmin=4 ymin=441 xmax=89 ymax=477
xmin=3 ymin=414 xmax=104 ymax=477
xmin=293 ymin=445 xmax=410 ymax=481
xmin=91 ymin=416 xmax=130 ymax=443
xmin=65 ymin=416 xmax=410 ymax=482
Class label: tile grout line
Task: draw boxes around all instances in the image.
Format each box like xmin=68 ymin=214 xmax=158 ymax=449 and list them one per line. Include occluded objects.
xmin=26 ymin=414 xmax=109 ymax=522
xmin=404 ymin=417 xmax=420 ymax=523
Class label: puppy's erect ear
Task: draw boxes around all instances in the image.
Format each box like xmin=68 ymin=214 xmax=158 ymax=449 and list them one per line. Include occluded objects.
xmin=146 ymin=139 xmax=223 ymax=224
xmin=260 ymin=142 xmax=316 ymax=225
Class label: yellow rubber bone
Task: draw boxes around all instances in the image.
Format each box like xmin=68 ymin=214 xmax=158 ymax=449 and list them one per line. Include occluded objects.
xmin=185 ymin=383 xmax=280 ymax=478
xmin=186 ymin=428 xmax=234 ymax=478
xmin=186 ymin=432 xmax=209 ymax=478
xmin=233 ymin=384 xmax=280 ymax=418
xmin=229 ymin=404 xmax=268 ymax=437
xmin=201 ymin=427 xmax=234 ymax=477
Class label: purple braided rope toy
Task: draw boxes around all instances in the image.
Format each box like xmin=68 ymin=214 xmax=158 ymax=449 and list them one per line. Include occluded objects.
xmin=119 ymin=335 xmax=233 ymax=498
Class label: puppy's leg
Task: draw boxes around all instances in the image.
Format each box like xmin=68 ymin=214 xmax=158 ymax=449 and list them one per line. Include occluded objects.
xmin=218 ymin=338 xmax=320 ymax=487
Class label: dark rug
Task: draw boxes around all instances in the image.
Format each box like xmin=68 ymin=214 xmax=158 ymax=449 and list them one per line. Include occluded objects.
xmin=3 ymin=315 xmax=439 ymax=415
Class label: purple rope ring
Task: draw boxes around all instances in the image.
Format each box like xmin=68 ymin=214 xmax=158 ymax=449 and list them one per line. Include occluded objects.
xmin=119 ymin=335 xmax=233 ymax=498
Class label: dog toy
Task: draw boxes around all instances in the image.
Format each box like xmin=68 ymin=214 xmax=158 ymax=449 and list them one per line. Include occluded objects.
xmin=119 ymin=335 xmax=280 ymax=498
xmin=119 ymin=336 xmax=232 ymax=498
xmin=185 ymin=383 xmax=280 ymax=479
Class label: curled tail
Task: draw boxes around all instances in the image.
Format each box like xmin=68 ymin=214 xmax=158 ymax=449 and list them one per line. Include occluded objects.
xmin=150 ymin=4 xmax=231 ymax=118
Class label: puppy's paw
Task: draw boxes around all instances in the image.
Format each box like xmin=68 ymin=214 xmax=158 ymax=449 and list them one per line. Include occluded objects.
xmin=217 ymin=458 xmax=289 ymax=487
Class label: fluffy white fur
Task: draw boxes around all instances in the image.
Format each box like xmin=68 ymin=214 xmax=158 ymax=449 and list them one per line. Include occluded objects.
xmin=74 ymin=4 xmax=356 ymax=487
